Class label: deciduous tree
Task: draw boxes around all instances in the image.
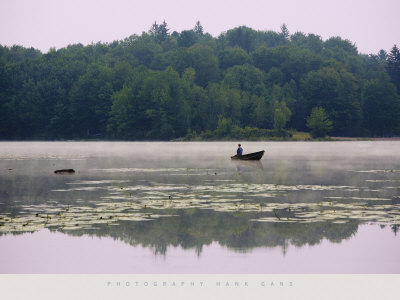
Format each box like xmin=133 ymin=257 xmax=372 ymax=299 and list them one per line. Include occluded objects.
xmin=306 ymin=107 xmax=333 ymax=138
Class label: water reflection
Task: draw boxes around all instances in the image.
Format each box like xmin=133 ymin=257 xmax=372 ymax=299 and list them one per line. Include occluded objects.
xmin=233 ymin=160 xmax=264 ymax=176
xmin=0 ymin=142 xmax=400 ymax=257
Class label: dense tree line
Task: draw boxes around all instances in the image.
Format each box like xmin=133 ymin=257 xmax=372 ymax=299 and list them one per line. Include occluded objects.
xmin=0 ymin=22 xmax=399 ymax=140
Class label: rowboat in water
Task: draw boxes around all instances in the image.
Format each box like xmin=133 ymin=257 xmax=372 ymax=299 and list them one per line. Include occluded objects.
xmin=231 ymin=150 xmax=265 ymax=161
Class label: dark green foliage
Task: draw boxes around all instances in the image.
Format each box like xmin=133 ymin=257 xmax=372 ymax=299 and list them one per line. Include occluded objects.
xmin=192 ymin=117 xmax=292 ymax=140
xmin=324 ymin=37 xmax=358 ymax=57
xmin=177 ymin=30 xmax=198 ymax=48
xmin=194 ymin=21 xmax=204 ymax=36
xmin=0 ymin=22 xmax=399 ymax=140
xmin=108 ymin=67 xmax=190 ymax=140
xmin=149 ymin=21 xmax=169 ymax=44
xmin=273 ymin=101 xmax=292 ymax=133
xmin=223 ymin=64 xmax=265 ymax=93
xmin=173 ymin=44 xmax=220 ymax=87
xmin=386 ymin=45 xmax=400 ymax=93
xmin=69 ymin=63 xmax=115 ymax=138
xmin=306 ymin=107 xmax=333 ymax=138
xmin=224 ymin=26 xmax=257 ymax=53
xmin=291 ymin=32 xmax=323 ymax=53
xmin=218 ymin=47 xmax=250 ymax=70
xmin=300 ymin=67 xmax=362 ymax=135
xmin=362 ymin=73 xmax=400 ymax=136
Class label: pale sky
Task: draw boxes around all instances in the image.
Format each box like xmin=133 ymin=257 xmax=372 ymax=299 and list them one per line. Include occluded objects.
xmin=0 ymin=0 xmax=399 ymax=54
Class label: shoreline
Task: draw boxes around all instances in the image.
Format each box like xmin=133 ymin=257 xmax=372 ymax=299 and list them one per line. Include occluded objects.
xmin=1 ymin=137 xmax=400 ymax=142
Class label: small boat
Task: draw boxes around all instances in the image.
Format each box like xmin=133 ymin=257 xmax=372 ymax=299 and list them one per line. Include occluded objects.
xmin=231 ymin=150 xmax=265 ymax=161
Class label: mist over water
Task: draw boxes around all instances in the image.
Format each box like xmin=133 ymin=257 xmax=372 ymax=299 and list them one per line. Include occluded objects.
xmin=0 ymin=141 xmax=399 ymax=273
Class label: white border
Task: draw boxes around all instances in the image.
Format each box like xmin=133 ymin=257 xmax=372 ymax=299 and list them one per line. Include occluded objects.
xmin=1 ymin=274 xmax=400 ymax=300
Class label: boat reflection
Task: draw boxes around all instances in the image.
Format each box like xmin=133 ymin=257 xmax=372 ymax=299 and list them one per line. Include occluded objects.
xmin=232 ymin=160 xmax=264 ymax=175
xmin=1 ymin=141 xmax=400 ymax=260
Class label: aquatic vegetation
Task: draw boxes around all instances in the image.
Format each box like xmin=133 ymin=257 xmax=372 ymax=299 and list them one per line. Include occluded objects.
xmin=2 ymin=140 xmax=400 ymax=269
xmin=1 ymin=175 xmax=399 ymax=233
xmin=0 ymin=201 xmax=180 ymax=233
xmin=351 ymin=169 xmax=400 ymax=174
xmin=1 ymin=152 xmax=400 ymax=238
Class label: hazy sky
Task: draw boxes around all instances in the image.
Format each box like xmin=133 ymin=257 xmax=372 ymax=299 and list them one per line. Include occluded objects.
xmin=0 ymin=0 xmax=399 ymax=54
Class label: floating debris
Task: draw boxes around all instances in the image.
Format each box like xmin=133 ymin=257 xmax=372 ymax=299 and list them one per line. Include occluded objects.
xmin=54 ymin=169 xmax=75 ymax=175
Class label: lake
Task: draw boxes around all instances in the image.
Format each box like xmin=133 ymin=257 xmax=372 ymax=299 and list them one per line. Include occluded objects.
xmin=0 ymin=141 xmax=399 ymax=273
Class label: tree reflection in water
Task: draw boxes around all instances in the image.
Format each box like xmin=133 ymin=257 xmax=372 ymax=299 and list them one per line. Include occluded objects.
xmin=0 ymin=141 xmax=399 ymax=257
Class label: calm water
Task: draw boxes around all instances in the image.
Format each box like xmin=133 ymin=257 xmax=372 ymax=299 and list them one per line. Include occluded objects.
xmin=0 ymin=141 xmax=399 ymax=273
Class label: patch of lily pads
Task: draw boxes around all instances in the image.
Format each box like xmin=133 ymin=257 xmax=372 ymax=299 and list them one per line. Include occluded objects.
xmin=0 ymin=201 xmax=178 ymax=233
xmin=2 ymin=175 xmax=399 ymax=233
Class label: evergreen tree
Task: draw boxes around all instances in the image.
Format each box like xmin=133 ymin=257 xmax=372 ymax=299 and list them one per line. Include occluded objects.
xmin=194 ymin=21 xmax=204 ymax=35
xmin=306 ymin=107 xmax=333 ymax=138
xmin=363 ymin=73 xmax=400 ymax=136
xmin=280 ymin=24 xmax=289 ymax=41
xmin=149 ymin=20 xmax=169 ymax=43
xmin=386 ymin=45 xmax=400 ymax=93
xmin=1 ymin=23 xmax=399 ymax=140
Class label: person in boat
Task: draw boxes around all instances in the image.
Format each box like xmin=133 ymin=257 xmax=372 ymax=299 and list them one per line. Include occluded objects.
xmin=237 ymin=144 xmax=243 ymax=156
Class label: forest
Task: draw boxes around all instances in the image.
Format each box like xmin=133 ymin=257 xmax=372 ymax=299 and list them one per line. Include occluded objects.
xmin=0 ymin=21 xmax=399 ymax=140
